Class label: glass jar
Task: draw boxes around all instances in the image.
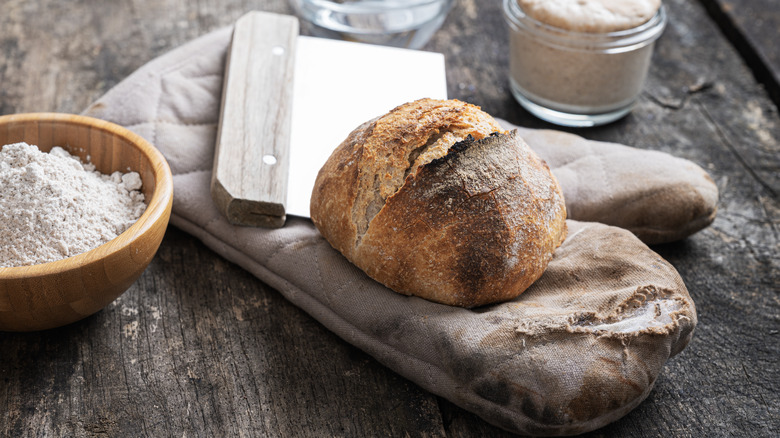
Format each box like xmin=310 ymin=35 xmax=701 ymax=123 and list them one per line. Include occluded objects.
xmin=503 ymin=0 xmax=667 ymax=127
xmin=290 ymin=0 xmax=455 ymax=49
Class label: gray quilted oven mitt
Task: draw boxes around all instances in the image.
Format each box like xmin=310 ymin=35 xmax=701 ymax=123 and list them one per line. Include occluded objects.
xmin=84 ymin=27 xmax=717 ymax=436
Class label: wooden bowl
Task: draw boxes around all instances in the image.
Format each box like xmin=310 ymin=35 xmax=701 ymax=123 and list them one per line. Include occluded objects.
xmin=0 ymin=113 xmax=173 ymax=331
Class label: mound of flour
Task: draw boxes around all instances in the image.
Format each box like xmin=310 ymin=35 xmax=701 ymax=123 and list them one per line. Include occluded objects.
xmin=0 ymin=142 xmax=146 ymax=267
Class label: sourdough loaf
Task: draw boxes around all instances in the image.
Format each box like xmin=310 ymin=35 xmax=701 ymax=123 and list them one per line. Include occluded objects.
xmin=310 ymin=99 xmax=567 ymax=307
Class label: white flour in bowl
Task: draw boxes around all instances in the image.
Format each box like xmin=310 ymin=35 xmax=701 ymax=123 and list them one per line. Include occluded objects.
xmin=0 ymin=142 xmax=146 ymax=268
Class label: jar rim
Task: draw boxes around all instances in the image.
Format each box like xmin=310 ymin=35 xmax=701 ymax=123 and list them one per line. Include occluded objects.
xmin=303 ymin=0 xmax=453 ymax=14
xmin=503 ymin=0 xmax=667 ymax=52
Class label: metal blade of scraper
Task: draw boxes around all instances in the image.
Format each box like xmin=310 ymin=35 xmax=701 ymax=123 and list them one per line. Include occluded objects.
xmin=212 ymin=11 xmax=448 ymax=227
xmin=211 ymin=11 xmax=297 ymax=228
xmin=286 ymin=36 xmax=448 ymax=218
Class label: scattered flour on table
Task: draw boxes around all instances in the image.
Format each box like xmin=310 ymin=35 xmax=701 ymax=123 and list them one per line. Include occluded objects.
xmin=0 ymin=142 xmax=146 ymax=268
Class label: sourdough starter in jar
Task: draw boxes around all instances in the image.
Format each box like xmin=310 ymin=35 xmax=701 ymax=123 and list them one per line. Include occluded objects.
xmin=503 ymin=0 xmax=667 ymax=127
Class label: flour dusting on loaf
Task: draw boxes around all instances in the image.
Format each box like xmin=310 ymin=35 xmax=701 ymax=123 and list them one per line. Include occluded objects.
xmin=310 ymin=99 xmax=567 ymax=307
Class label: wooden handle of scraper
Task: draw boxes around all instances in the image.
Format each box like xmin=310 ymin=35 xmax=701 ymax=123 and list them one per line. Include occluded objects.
xmin=211 ymin=11 xmax=298 ymax=228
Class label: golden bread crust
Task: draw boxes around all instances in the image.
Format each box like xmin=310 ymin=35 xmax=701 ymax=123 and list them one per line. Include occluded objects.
xmin=310 ymin=99 xmax=567 ymax=307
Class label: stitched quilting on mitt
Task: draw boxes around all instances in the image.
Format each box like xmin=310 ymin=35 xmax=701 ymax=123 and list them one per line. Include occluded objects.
xmin=83 ymin=26 xmax=711 ymax=435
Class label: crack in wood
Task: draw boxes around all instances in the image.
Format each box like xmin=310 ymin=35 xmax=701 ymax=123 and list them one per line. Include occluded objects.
xmin=645 ymin=79 xmax=713 ymax=110
xmin=698 ymin=101 xmax=779 ymax=198
xmin=696 ymin=0 xmax=780 ymax=111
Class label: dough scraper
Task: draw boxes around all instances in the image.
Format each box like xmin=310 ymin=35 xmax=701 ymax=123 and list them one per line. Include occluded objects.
xmin=211 ymin=11 xmax=448 ymax=227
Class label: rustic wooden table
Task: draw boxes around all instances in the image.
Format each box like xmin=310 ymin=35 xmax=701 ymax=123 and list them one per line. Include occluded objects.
xmin=1 ymin=0 xmax=778 ymax=436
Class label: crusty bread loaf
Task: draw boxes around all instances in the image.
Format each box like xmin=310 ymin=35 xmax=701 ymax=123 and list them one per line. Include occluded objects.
xmin=310 ymin=99 xmax=567 ymax=307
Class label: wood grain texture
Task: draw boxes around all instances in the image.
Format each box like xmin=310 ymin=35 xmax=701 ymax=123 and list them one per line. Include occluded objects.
xmin=699 ymin=0 xmax=780 ymax=109
xmin=0 ymin=113 xmax=173 ymax=331
xmin=212 ymin=11 xmax=297 ymax=228
xmin=0 ymin=0 xmax=778 ymax=436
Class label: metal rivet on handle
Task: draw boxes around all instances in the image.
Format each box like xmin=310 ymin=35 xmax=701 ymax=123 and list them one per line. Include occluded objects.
xmin=263 ymin=154 xmax=277 ymax=165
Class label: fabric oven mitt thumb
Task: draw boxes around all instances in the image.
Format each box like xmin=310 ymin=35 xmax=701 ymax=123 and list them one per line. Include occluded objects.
xmin=512 ymin=126 xmax=718 ymax=244
xmin=83 ymin=26 xmax=710 ymax=436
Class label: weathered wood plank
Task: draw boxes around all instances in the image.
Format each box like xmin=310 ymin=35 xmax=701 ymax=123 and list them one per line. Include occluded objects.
xmin=699 ymin=0 xmax=780 ymax=109
xmin=0 ymin=228 xmax=447 ymax=437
